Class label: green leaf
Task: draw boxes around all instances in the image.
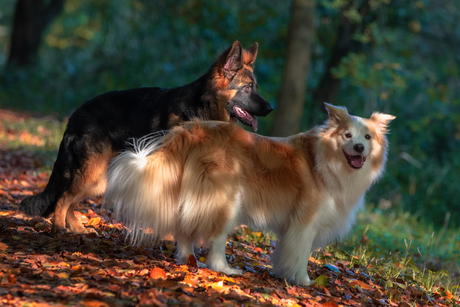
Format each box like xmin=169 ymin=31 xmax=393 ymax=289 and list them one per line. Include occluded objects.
xmin=315 ymin=275 xmax=328 ymax=287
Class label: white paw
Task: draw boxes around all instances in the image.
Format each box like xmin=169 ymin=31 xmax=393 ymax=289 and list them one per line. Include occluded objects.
xmin=197 ymin=261 xmax=207 ymax=269
xmin=219 ymin=267 xmax=243 ymax=276
xmin=297 ymin=276 xmax=314 ymax=287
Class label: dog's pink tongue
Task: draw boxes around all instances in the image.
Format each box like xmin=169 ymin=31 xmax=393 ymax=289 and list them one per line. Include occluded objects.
xmin=251 ymin=116 xmax=258 ymax=132
xmin=350 ymin=155 xmax=364 ymax=168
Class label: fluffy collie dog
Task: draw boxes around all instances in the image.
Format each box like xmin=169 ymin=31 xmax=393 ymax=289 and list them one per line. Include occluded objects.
xmin=104 ymin=103 xmax=394 ymax=286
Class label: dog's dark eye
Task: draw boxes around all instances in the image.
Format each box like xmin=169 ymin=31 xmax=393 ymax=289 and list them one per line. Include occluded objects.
xmin=345 ymin=133 xmax=352 ymax=138
xmin=365 ymin=134 xmax=371 ymax=140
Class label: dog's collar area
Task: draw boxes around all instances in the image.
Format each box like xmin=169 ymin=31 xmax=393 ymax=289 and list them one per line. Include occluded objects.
xmin=343 ymin=150 xmax=366 ymax=169
xmin=233 ymin=105 xmax=258 ymax=131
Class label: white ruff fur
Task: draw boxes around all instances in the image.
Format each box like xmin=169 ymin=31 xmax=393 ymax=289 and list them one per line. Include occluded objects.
xmin=104 ymin=105 xmax=395 ymax=286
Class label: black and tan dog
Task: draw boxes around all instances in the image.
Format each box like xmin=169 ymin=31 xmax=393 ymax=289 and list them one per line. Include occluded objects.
xmin=19 ymin=41 xmax=273 ymax=234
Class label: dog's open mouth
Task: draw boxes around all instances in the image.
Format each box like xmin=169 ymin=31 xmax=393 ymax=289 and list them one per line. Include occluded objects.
xmin=233 ymin=106 xmax=258 ymax=131
xmin=343 ymin=150 xmax=366 ymax=169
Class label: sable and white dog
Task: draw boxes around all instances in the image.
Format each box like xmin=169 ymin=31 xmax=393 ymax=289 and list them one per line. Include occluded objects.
xmin=104 ymin=103 xmax=395 ymax=286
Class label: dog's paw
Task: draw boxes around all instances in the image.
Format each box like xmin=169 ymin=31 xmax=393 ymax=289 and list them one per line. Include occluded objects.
xmin=219 ymin=267 xmax=243 ymax=276
xmin=197 ymin=261 xmax=207 ymax=269
xmin=297 ymin=276 xmax=315 ymax=287
xmin=71 ymin=226 xmax=98 ymax=235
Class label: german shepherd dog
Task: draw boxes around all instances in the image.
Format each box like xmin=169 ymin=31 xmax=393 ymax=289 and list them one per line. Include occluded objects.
xmin=19 ymin=41 xmax=273 ymax=234
xmin=104 ymin=103 xmax=394 ymax=286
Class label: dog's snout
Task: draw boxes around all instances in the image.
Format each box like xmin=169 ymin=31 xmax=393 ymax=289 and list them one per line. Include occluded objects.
xmin=354 ymin=144 xmax=364 ymax=153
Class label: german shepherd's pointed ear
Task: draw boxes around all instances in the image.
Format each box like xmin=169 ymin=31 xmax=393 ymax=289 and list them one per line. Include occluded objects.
xmin=369 ymin=112 xmax=396 ymax=134
xmin=324 ymin=102 xmax=349 ymax=125
xmin=223 ymin=41 xmax=243 ymax=80
xmin=243 ymin=42 xmax=258 ymax=67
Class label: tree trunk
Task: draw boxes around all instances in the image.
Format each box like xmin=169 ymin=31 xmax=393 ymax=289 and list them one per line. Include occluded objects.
xmin=8 ymin=0 xmax=65 ymax=67
xmin=311 ymin=1 xmax=371 ymax=117
xmin=271 ymin=0 xmax=315 ymax=137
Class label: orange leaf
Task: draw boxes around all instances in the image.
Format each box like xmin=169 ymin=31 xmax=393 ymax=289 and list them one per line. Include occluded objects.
xmin=210 ymin=280 xmax=225 ymax=291
xmin=20 ymin=180 xmax=30 ymax=187
xmin=320 ymin=286 xmax=332 ymax=297
xmin=349 ymin=279 xmax=373 ymax=290
xmin=445 ymin=290 xmax=453 ymax=300
xmin=74 ymin=211 xmax=89 ymax=223
xmin=87 ymin=217 xmax=101 ymax=226
xmin=149 ymin=267 xmax=166 ymax=279
xmin=0 ymin=242 xmax=8 ymax=251
xmin=137 ymin=268 xmax=149 ymax=276
xmin=8 ymin=274 xmax=17 ymax=284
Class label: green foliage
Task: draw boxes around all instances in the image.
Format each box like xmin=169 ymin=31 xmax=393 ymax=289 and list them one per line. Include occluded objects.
xmin=333 ymin=205 xmax=460 ymax=287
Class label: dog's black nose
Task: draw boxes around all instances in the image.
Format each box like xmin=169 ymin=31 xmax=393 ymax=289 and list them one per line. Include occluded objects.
xmin=354 ymin=144 xmax=364 ymax=153
xmin=266 ymin=104 xmax=274 ymax=113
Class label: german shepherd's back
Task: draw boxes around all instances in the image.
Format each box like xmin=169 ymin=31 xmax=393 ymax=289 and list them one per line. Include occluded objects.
xmin=19 ymin=41 xmax=273 ymax=234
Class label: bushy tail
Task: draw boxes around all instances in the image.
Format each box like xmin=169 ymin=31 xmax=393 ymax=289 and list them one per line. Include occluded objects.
xmin=104 ymin=132 xmax=181 ymax=245
xmin=19 ymin=135 xmax=73 ymax=217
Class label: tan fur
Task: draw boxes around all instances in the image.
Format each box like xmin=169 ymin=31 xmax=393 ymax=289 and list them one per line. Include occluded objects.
xmin=105 ymin=104 xmax=395 ymax=285
xmin=167 ymin=113 xmax=181 ymax=129
xmin=54 ymin=148 xmax=115 ymax=234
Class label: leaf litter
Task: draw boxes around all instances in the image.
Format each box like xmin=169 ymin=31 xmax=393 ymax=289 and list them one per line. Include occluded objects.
xmin=0 ymin=109 xmax=459 ymax=306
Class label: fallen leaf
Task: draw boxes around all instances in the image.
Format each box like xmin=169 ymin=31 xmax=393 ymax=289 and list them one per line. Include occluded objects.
xmin=0 ymin=242 xmax=8 ymax=251
xmin=87 ymin=217 xmax=101 ymax=226
xmin=349 ymin=279 xmax=373 ymax=290
xmin=149 ymin=267 xmax=166 ymax=279
xmin=315 ymin=275 xmax=328 ymax=287
xmin=8 ymin=275 xmax=17 ymax=284
xmin=188 ymin=254 xmax=198 ymax=267
xmin=137 ymin=268 xmax=149 ymax=276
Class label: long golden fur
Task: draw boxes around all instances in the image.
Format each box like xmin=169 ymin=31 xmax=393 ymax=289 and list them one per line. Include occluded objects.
xmin=104 ymin=103 xmax=395 ymax=286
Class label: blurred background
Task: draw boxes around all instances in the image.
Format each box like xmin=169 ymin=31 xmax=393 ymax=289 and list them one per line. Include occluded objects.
xmin=0 ymin=0 xmax=458 ymax=263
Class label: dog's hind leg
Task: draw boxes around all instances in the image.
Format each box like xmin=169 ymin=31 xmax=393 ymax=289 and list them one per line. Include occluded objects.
xmin=175 ymin=236 xmax=206 ymax=268
xmin=66 ymin=200 xmax=97 ymax=234
xmin=52 ymin=191 xmax=76 ymax=233
xmin=271 ymin=224 xmax=316 ymax=286
xmin=65 ymin=148 xmax=113 ymax=234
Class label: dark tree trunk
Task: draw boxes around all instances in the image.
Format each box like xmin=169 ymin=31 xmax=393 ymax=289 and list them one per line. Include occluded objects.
xmin=312 ymin=1 xmax=371 ymax=115
xmin=271 ymin=0 xmax=315 ymax=137
xmin=8 ymin=0 xmax=65 ymax=67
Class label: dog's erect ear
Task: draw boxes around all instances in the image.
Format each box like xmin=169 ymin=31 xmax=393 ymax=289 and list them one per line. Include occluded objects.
xmin=324 ymin=103 xmax=349 ymax=125
xmin=370 ymin=112 xmax=396 ymax=133
xmin=223 ymin=41 xmax=243 ymax=80
xmin=243 ymin=42 xmax=258 ymax=67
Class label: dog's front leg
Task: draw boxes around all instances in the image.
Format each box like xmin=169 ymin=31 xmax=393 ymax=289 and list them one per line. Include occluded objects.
xmin=176 ymin=236 xmax=206 ymax=268
xmin=207 ymin=231 xmax=242 ymax=276
xmin=271 ymin=224 xmax=316 ymax=286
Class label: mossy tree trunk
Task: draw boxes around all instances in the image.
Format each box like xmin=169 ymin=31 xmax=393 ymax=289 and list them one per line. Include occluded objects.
xmin=271 ymin=0 xmax=315 ymax=137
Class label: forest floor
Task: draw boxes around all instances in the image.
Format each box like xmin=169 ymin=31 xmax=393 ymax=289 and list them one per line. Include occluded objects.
xmin=0 ymin=108 xmax=458 ymax=306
